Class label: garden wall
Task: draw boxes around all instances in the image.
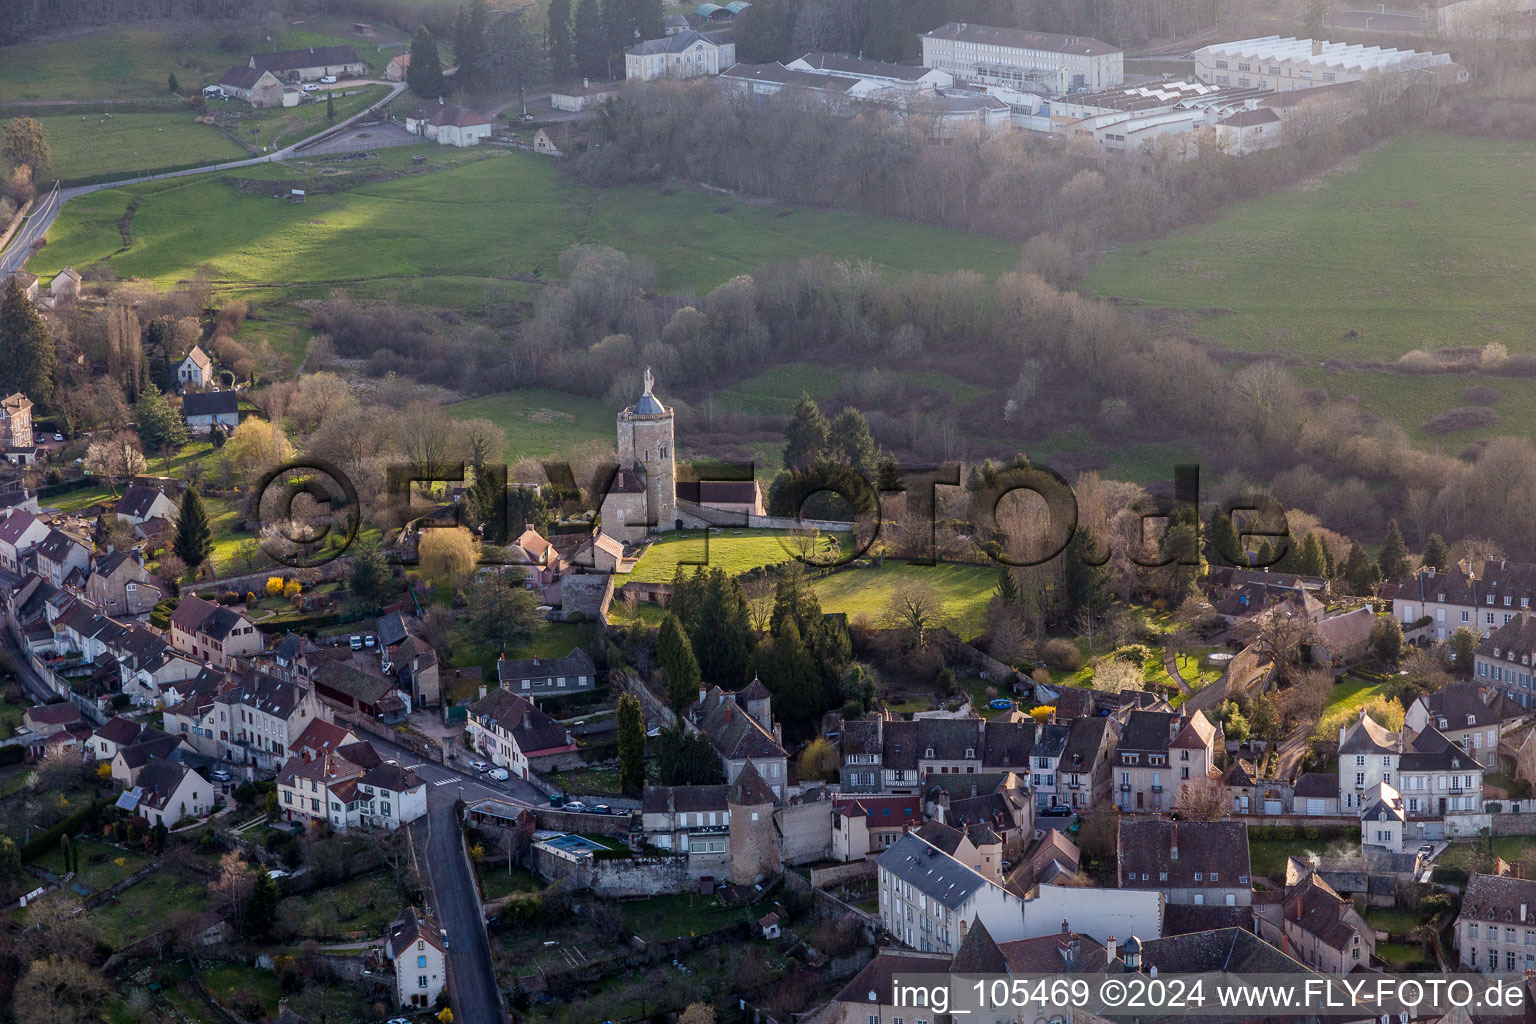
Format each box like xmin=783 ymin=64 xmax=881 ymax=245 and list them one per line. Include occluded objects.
xmin=532 ymin=847 xmax=693 ymax=896
xmin=533 ymin=807 xmax=633 ymax=836
xmin=808 ymin=860 xmax=875 ymax=888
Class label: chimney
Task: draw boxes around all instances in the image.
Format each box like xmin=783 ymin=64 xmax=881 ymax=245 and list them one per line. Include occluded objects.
xmin=1170 ymin=823 xmax=1178 ymax=860
xmin=1311 ymin=39 xmax=1323 ymax=56
xmin=583 ymin=77 xmax=590 ymax=88
xmin=478 ymin=684 xmax=487 ymax=700
xmin=1106 ymin=935 xmax=1117 ymax=962
xmin=698 ymin=686 xmax=707 ymax=706
xmin=1062 ymin=918 xmax=1070 ymax=934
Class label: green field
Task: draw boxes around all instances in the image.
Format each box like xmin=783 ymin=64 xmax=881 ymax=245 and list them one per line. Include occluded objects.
xmin=445 ymin=388 xmax=616 ymax=464
xmin=0 ymin=24 xmax=398 ymax=102
xmin=1295 ymin=367 xmax=1536 ymax=447
xmin=628 ymin=528 xmax=852 ymax=584
xmin=1083 ymin=134 xmax=1536 ymax=362
xmin=37 ymin=111 xmax=246 ymax=180
xmin=1322 ymin=675 xmax=1387 ymax=718
xmin=29 ymin=151 xmax=1021 ymax=299
xmin=810 ymin=560 xmax=998 ymax=640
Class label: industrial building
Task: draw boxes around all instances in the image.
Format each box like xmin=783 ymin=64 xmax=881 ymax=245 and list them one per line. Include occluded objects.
xmin=920 ymin=22 xmax=1123 ymax=95
xmin=1193 ymin=36 xmax=1463 ymax=91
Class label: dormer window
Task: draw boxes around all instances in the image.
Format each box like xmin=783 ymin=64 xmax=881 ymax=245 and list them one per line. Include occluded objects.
xmin=1438 ymin=594 xmax=1445 ymax=602
xmin=1496 ymin=648 xmax=1502 ymax=658
xmin=1489 ymin=595 xmax=1496 ymax=605
xmin=925 ymin=748 xmax=934 ymax=758
xmin=965 ymin=748 xmax=975 ymax=759
xmin=1439 ymin=718 xmax=1449 ymax=729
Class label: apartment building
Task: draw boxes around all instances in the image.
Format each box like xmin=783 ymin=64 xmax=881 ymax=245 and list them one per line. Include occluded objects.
xmin=1404 ymin=682 xmax=1529 ymax=765
xmin=1457 ymin=873 xmax=1536 ymax=973
xmin=1476 ymin=612 xmax=1536 ymax=708
xmin=1338 ymin=712 xmax=1483 ymax=822
xmin=1392 ymin=560 xmax=1536 ymax=643
xmin=1112 ymin=710 xmax=1220 ymax=812
xmin=920 ymin=22 xmax=1122 ymax=94
xmin=876 ymin=831 xmax=1025 ymax=954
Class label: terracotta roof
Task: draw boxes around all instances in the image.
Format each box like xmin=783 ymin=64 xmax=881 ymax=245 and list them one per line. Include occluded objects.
xmin=291 ymin=718 xmax=356 ymax=757
xmin=833 ymin=795 xmax=922 ymax=825
xmin=388 ymin=906 xmax=445 ymax=955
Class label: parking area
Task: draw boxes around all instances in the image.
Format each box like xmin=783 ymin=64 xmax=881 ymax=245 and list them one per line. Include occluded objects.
xmin=300 ymin=121 xmax=420 ymax=155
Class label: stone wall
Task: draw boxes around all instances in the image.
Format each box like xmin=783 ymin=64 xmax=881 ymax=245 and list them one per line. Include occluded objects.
xmin=532 ymin=847 xmax=695 ymax=896
xmin=560 ymin=572 xmax=613 ymax=624
xmin=808 ymin=859 xmax=876 ymax=889
xmin=533 ymin=806 xmax=634 ymax=836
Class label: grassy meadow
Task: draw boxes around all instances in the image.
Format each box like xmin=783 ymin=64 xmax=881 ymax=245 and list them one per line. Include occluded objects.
xmin=37 ymin=111 xmax=245 ymax=180
xmin=628 ymin=528 xmax=852 ymax=583
xmin=0 ymin=23 xmax=400 ymax=103
xmin=810 ymin=560 xmax=999 ymax=640
xmin=444 ymin=388 xmax=616 ymax=463
xmin=1083 ymin=133 xmax=1536 ymax=362
xmin=28 ymin=151 xmax=1021 ymax=297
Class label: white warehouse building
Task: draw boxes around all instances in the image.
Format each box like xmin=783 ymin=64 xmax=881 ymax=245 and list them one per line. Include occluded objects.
xmin=921 ymin=22 xmax=1123 ymax=95
xmin=1193 ymin=36 xmax=1463 ymax=91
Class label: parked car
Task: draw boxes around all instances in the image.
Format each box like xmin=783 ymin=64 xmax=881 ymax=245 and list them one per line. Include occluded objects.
xmin=467 ymin=760 xmax=490 ymax=773
xmin=267 ymin=868 xmax=289 ymax=880
xmin=564 ymin=801 xmax=588 ymax=812
xmin=591 ymin=804 xmax=611 ymax=815
xmin=488 ymin=768 xmax=509 ymax=781
xmin=320 ymin=75 xmax=338 ymax=83
xmin=519 ymin=112 xmax=535 ymax=121
xmin=302 ymin=83 xmax=320 ymax=92
xmin=1039 ymin=806 xmax=1074 ymax=817
xmin=52 ymin=433 xmax=63 ymax=441
xmin=209 ymin=768 xmax=231 ymax=782
xmin=363 ymin=634 xmax=377 ymax=648
xmin=348 ymin=634 xmax=363 ymax=650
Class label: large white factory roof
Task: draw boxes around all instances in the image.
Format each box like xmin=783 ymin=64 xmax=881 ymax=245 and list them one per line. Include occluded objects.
xmin=1194 ymin=36 xmax=1451 ymax=73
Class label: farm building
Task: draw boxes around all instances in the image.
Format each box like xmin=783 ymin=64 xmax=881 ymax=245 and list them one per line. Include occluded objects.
xmin=249 ymin=45 xmax=365 ymax=82
xmin=550 ymin=79 xmax=620 ymax=112
xmin=215 ymin=66 xmax=284 ymax=107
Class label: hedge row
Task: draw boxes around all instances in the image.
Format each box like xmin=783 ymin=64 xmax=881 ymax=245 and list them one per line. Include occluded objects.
xmin=21 ymin=798 xmax=112 ymax=863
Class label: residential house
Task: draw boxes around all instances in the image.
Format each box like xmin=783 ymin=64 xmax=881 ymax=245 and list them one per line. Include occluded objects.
xmin=1457 ymin=872 xmax=1536 ymax=973
xmin=550 ymin=79 xmax=619 ymax=111
xmin=1393 ymin=560 xmax=1536 ymax=643
xmin=169 ymin=595 xmax=261 ymax=668
xmin=641 ymin=784 xmax=732 ymax=861
xmin=0 ymin=509 xmax=49 ymax=573
xmin=111 ymin=732 xmax=189 ymax=787
xmin=831 ymin=794 xmax=924 ymax=861
xmin=276 ymin=750 xmax=366 ymax=828
xmin=289 ymin=718 xmax=362 ymax=761
xmin=1283 ymin=867 xmax=1374 ymax=973
xmin=0 ymin=392 xmax=33 ymax=453
xmin=34 ymin=529 xmax=89 ymax=590
xmin=249 ymin=46 xmax=365 ymax=82
xmin=1027 ymin=721 xmax=1069 ymax=810
xmin=1360 ymin=780 xmax=1407 ymax=853
xmin=386 ymin=908 xmax=447 ymax=1009
xmin=114 ymin=485 xmax=177 ymax=526
xmin=403 ymin=101 xmax=494 ymax=146
xmin=378 ymin=612 xmax=441 ymax=707
xmin=23 ymin=701 xmax=82 ymax=736
xmin=1405 ymin=682 xmax=1528 ymax=767
xmin=915 ymin=818 xmax=1004 ymax=883
xmin=1057 ymin=714 xmax=1120 ymax=809
xmin=1338 ymin=712 xmax=1483 ymax=823
xmin=132 ymin=758 xmax=213 ymax=827
xmin=1213 ymin=583 xmax=1324 ymax=626
xmin=925 ymin=771 xmax=1034 ymax=852
xmin=1112 ymin=709 xmax=1221 ymax=812
xmin=1476 ymin=611 xmax=1536 ymax=708
xmin=506 ymin=525 xmax=560 ymax=586
xmin=624 ymin=31 xmax=736 ymax=81
xmin=178 ymin=345 xmax=215 ymax=391
xmin=690 ymin=683 xmax=788 ymax=796
xmin=216 ymin=66 xmax=284 ymax=106
xmin=163 ymin=684 xmax=233 ymax=760
xmin=86 ymin=550 xmax=163 ymax=617
xmin=495 ymin=646 xmax=595 ymax=700
xmin=181 ymin=391 xmax=239 ymax=435
xmin=1309 ymin=607 xmax=1379 ymax=669
xmin=357 ymin=760 xmax=427 ymax=829
xmin=48 ymin=267 xmax=80 ymax=305
xmin=465 ymin=686 xmax=575 ymax=778
xmin=876 ymin=830 xmax=1026 ymax=954
xmin=1008 ymin=828 xmax=1081 ymax=891
xmin=831 ymin=949 xmax=953 ymax=1024
xmin=222 ymin=672 xmax=326 ymax=770
xmin=4 ymin=272 xmax=38 ymax=303
xmin=89 ymin=715 xmax=151 ymax=762
xmin=1118 ymin=818 xmax=1253 ymax=907
xmin=1222 ymin=758 xmax=1294 ymax=815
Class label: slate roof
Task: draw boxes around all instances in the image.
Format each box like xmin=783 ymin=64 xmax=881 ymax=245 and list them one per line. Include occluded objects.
xmin=877 ymin=832 xmax=991 ymax=910
xmin=218 ymin=66 xmax=270 ymax=90
xmin=224 ymin=673 xmax=306 ymax=720
xmin=137 ymin=758 xmax=200 ymax=811
xmin=182 ymin=391 xmax=239 ymax=418
xmin=497 ymin=647 xmax=594 ymax=683
xmin=1400 ymin=724 xmax=1476 ymax=772
xmin=1116 ymin=710 xmax=1176 ymax=758
xmin=794 ymin=52 xmax=935 ymax=80
xmin=626 ymin=29 xmax=731 ymax=55
xmin=1118 ymin=819 xmax=1252 ymax=889
xmin=1463 ymin=872 xmax=1536 ymax=924
xmin=914 ymin=818 xmax=968 ymax=856
xmin=312 ymin=661 xmax=398 ymax=706
xmin=171 ymin=594 xmax=217 ymax=634
xmin=997 ymin=932 xmax=1109 ymax=972
xmin=981 ymin=719 xmax=1035 ymax=769
xmin=1163 ymin=903 xmax=1257 ymax=937
xmin=94 ymin=716 xmax=146 ymax=746
xmin=882 ymin=720 xmax=918 ymax=769
xmin=1137 ymin=926 xmax=1305 ymax=974
xmin=1481 ymin=613 xmax=1536 ymax=662
xmin=468 ymin=687 xmax=571 ymax=753
xmin=728 ymin=758 xmax=779 ymax=806
xmin=1416 ymin=682 xmax=1527 ymax=729
xmin=694 ymin=690 xmax=785 ymax=762
xmin=834 ymin=950 xmax=952 ymax=1005
xmin=1338 ymin=712 xmax=1401 ymax=755
xmin=35 ymin=529 xmax=85 ymax=565
xmin=376 ymin=610 xmax=412 ymax=648
xmin=1284 ymin=872 xmax=1360 ymax=952
xmin=643 ymin=784 xmax=731 ymax=814
xmin=0 ymin=509 xmax=40 ymax=546
xmin=1061 ymin=715 xmax=1116 ymax=771
xmin=1294 ymin=772 xmax=1338 ymax=798
xmin=388 ymin=906 xmax=445 ymax=956
xmin=251 ymin=45 xmax=362 ymax=72
xmin=118 ymin=733 xmax=181 ymax=769
xmin=950 ymin=918 xmax=1010 ymax=974
xmin=360 ymin=760 xmax=422 ymax=793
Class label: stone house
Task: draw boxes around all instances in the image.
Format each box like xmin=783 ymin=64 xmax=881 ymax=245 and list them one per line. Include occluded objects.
xmin=690 ymin=682 xmax=788 ymax=797
xmin=550 ymin=79 xmax=619 ymax=111
xmin=1112 ymin=709 xmax=1221 ymax=813
xmin=34 ymin=528 xmax=89 ymax=590
xmin=1393 ymin=560 xmax=1536 ymax=644
xmin=1476 ymin=610 xmax=1536 ymax=709
xmin=1057 ymin=714 xmax=1120 ymax=809
xmin=169 ymin=595 xmax=261 ymax=668
xmin=216 ymin=66 xmax=285 ymax=107
xmin=727 ymin=759 xmax=781 ymax=885
xmin=1338 ymin=713 xmax=1483 ymax=822
xmin=1308 ymin=607 xmax=1379 ymax=669
xmin=464 ymin=686 xmax=575 ymax=778
xmin=113 ymin=484 xmax=177 ymax=526
xmin=48 ymin=267 xmax=80 ymax=305
xmin=915 ymin=818 xmax=1004 ymax=883
xmin=495 ymin=646 xmax=594 ymax=700
xmin=1283 ymin=868 xmax=1374 ymax=973
xmin=1117 ymin=818 xmax=1253 ymax=907
xmin=876 ymin=830 xmax=1026 ymax=954
xmin=249 ymin=46 xmax=365 ymax=82
xmin=86 ymin=550 xmax=163 ymax=617
xmin=0 ymin=392 xmax=33 ymax=454
xmin=1457 ymin=873 xmax=1536 ymax=973
xmin=831 ymin=794 xmax=924 ymax=861
xmin=178 ymin=345 xmax=214 ymax=391
xmin=832 ymin=949 xmax=953 ymax=1024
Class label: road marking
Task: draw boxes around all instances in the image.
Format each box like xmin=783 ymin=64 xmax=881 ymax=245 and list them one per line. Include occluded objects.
xmin=405 ymin=763 xmax=427 ymax=771
xmin=434 ymin=778 xmax=458 ymax=787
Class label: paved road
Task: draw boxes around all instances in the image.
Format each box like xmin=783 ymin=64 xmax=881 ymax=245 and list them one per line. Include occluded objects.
xmin=0 ymin=80 xmax=407 ymax=277
xmin=353 ymin=731 xmax=541 ymax=1024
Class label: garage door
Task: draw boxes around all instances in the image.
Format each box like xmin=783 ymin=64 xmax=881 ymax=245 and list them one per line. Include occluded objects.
xmin=1306 ymin=798 xmax=1326 ymax=815
xmin=1264 ymin=799 xmax=1283 ymax=814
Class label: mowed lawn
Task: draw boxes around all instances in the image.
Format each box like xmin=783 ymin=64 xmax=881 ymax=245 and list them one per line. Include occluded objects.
xmin=29 ymin=151 xmax=1021 ymax=297
xmin=811 ymin=560 xmax=998 ymax=639
xmin=628 ymin=528 xmax=853 ymax=583
xmin=38 ymin=111 xmax=245 ymax=180
xmin=1083 ymin=133 xmax=1536 ymax=361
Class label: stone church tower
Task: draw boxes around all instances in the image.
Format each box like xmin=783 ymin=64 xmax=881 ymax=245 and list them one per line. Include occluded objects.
xmin=602 ymin=368 xmax=677 ymax=543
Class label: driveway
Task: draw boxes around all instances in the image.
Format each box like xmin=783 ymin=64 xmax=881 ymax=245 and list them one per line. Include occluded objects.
xmin=300 ymin=121 xmax=420 ymax=155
